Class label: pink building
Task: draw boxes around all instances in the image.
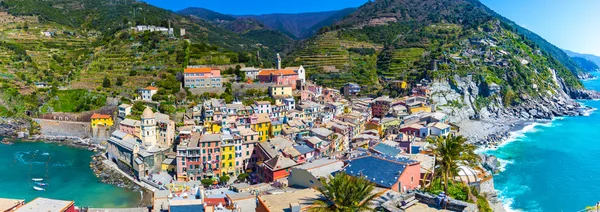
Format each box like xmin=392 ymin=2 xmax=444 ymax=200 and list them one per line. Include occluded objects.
xmin=119 ymin=118 xmax=140 ymax=136
xmin=300 ymin=90 xmax=315 ymax=102
xmin=257 ymin=69 xmax=298 ymax=89
xmin=200 ymin=134 xmax=222 ymax=178
xmin=306 ymin=83 xmax=323 ymax=96
xmin=184 ymin=68 xmax=222 ymax=88
xmin=238 ymin=128 xmax=259 ymax=171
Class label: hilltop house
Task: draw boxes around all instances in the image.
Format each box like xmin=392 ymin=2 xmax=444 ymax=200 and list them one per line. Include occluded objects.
xmin=140 ymin=86 xmax=158 ymax=101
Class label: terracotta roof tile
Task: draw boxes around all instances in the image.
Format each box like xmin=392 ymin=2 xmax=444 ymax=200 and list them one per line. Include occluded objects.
xmin=258 ymin=69 xmax=297 ymax=76
xmin=91 ymin=113 xmax=111 ymax=119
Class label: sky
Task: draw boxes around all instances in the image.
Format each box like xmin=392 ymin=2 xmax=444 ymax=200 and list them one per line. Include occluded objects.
xmin=143 ymin=0 xmax=600 ymax=56
xmin=480 ymin=0 xmax=600 ymax=56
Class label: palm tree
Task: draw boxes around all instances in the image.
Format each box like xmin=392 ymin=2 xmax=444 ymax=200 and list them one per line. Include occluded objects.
xmin=426 ymin=134 xmax=479 ymax=197
xmin=309 ymin=173 xmax=382 ymax=212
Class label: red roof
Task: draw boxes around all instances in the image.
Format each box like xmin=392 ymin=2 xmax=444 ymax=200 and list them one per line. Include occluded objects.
xmin=144 ymin=86 xmax=158 ymax=90
xmin=91 ymin=113 xmax=111 ymax=119
xmin=258 ymin=69 xmax=297 ymax=76
xmin=184 ymin=68 xmax=219 ymax=73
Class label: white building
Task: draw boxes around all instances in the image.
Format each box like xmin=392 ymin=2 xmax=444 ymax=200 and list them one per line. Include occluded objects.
xmin=118 ymin=104 xmax=132 ymax=119
xmin=285 ymin=65 xmax=306 ymax=85
xmin=141 ymin=108 xmax=157 ymax=147
xmin=140 ymin=86 xmax=158 ymax=101
xmin=240 ymin=67 xmax=260 ymax=80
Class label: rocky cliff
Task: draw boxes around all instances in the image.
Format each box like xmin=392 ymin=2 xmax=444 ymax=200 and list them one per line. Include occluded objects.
xmin=431 ymin=74 xmax=593 ymax=129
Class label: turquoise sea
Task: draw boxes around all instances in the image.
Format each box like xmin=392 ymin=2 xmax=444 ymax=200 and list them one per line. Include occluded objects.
xmin=488 ymin=74 xmax=600 ymax=211
xmin=0 ymin=141 xmax=140 ymax=208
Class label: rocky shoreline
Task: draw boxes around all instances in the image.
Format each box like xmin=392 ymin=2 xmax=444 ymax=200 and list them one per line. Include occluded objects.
xmin=90 ymin=155 xmax=153 ymax=207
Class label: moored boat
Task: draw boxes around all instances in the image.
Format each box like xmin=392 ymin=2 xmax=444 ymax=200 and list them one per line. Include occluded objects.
xmin=35 ymin=182 xmax=48 ymax=186
xmin=31 ymin=178 xmax=44 ymax=182
xmin=33 ymin=186 xmax=45 ymax=191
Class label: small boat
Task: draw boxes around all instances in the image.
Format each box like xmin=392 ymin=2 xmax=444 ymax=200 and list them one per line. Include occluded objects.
xmin=35 ymin=182 xmax=48 ymax=186
xmin=32 ymin=178 xmax=44 ymax=182
xmin=33 ymin=186 xmax=45 ymax=191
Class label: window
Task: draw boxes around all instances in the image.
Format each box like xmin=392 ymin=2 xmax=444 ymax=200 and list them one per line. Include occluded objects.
xmin=236 ymin=161 xmax=239 ymax=166
xmin=229 ymin=162 xmax=232 ymax=167
xmin=411 ymin=176 xmax=414 ymax=183
xmin=246 ymin=151 xmax=249 ymax=156
xmin=223 ymin=163 xmax=226 ymax=167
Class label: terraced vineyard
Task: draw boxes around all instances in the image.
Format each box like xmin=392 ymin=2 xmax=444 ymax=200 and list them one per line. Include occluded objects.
xmin=290 ymin=31 xmax=383 ymax=92
xmin=0 ymin=12 xmax=94 ymax=87
xmin=71 ymin=32 xmax=187 ymax=90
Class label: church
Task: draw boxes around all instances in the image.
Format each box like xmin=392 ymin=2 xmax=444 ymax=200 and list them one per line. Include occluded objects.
xmin=106 ymin=107 xmax=174 ymax=178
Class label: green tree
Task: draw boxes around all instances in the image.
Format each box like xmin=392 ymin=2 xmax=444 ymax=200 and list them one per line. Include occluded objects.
xmin=237 ymin=173 xmax=249 ymax=181
xmin=309 ymin=173 xmax=381 ymax=212
xmin=219 ymin=175 xmax=230 ymax=185
xmin=102 ymin=76 xmax=111 ymax=88
xmin=116 ymin=76 xmax=124 ymax=86
xmin=426 ymin=134 xmax=479 ymax=199
xmin=201 ymin=179 xmax=214 ymax=187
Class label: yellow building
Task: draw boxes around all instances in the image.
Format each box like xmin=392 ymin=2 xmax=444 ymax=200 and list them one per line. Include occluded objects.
xmin=268 ymin=85 xmax=293 ymax=97
xmin=205 ymin=121 xmax=222 ymax=134
xmin=365 ymin=121 xmax=382 ymax=136
xmin=221 ymin=143 xmax=236 ymax=176
xmin=161 ymin=157 xmax=176 ymax=173
xmin=344 ymin=105 xmax=352 ymax=114
xmin=91 ymin=113 xmax=113 ymax=127
xmin=251 ymin=114 xmax=271 ymax=142
xmin=270 ymin=121 xmax=283 ymax=137
xmin=392 ymin=80 xmax=408 ymax=89
xmin=409 ymin=105 xmax=432 ymax=114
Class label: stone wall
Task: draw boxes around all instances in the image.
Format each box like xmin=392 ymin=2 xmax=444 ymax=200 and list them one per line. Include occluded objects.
xmin=413 ymin=191 xmax=478 ymax=212
xmin=189 ymin=87 xmax=226 ymax=95
xmin=232 ymin=82 xmax=274 ymax=92
xmin=34 ymin=118 xmax=92 ymax=138
xmin=37 ymin=106 xmax=117 ymax=122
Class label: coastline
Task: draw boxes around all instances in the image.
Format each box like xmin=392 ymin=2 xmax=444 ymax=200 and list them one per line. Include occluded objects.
xmin=2 ymin=136 xmax=153 ymax=208
xmin=460 ymin=106 xmax=595 ymax=212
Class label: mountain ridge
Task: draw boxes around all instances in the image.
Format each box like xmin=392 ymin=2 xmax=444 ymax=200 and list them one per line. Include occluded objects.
xmin=564 ymin=49 xmax=600 ymax=68
xmin=178 ymin=7 xmax=357 ymax=40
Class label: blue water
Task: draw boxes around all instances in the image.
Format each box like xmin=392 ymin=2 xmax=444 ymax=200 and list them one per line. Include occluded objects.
xmin=0 ymin=141 xmax=140 ymax=207
xmin=488 ymin=75 xmax=600 ymax=211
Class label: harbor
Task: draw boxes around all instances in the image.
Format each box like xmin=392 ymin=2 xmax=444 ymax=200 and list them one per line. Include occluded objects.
xmin=0 ymin=140 xmax=141 ymax=208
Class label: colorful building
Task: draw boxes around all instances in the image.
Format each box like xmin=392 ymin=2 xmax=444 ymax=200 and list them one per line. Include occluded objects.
xmin=91 ymin=113 xmax=113 ymax=127
xmin=140 ymin=86 xmax=158 ymax=101
xmin=342 ymin=83 xmax=360 ymax=96
xmin=250 ymin=114 xmax=271 ymax=142
xmin=269 ymin=120 xmax=282 ymax=137
xmin=258 ymin=155 xmax=296 ymax=182
xmin=371 ymin=96 xmax=394 ymax=118
xmin=220 ymin=133 xmax=236 ymax=176
xmin=183 ymin=67 xmax=222 ymax=88
xmin=256 ymin=69 xmax=298 ymax=89
xmin=268 ymin=85 xmax=293 ymax=97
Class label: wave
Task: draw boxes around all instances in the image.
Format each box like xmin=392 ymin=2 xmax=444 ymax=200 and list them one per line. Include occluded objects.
xmin=496 ymin=158 xmax=514 ymax=172
xmin=500 ymin=196 xmax=522 ymax=212
xmin=13 ymin=151 xmax=72 ymax=167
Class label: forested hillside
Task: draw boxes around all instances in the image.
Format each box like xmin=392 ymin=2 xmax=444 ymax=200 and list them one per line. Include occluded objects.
xmin=287 ymin=0 xmax=584 ymax=105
